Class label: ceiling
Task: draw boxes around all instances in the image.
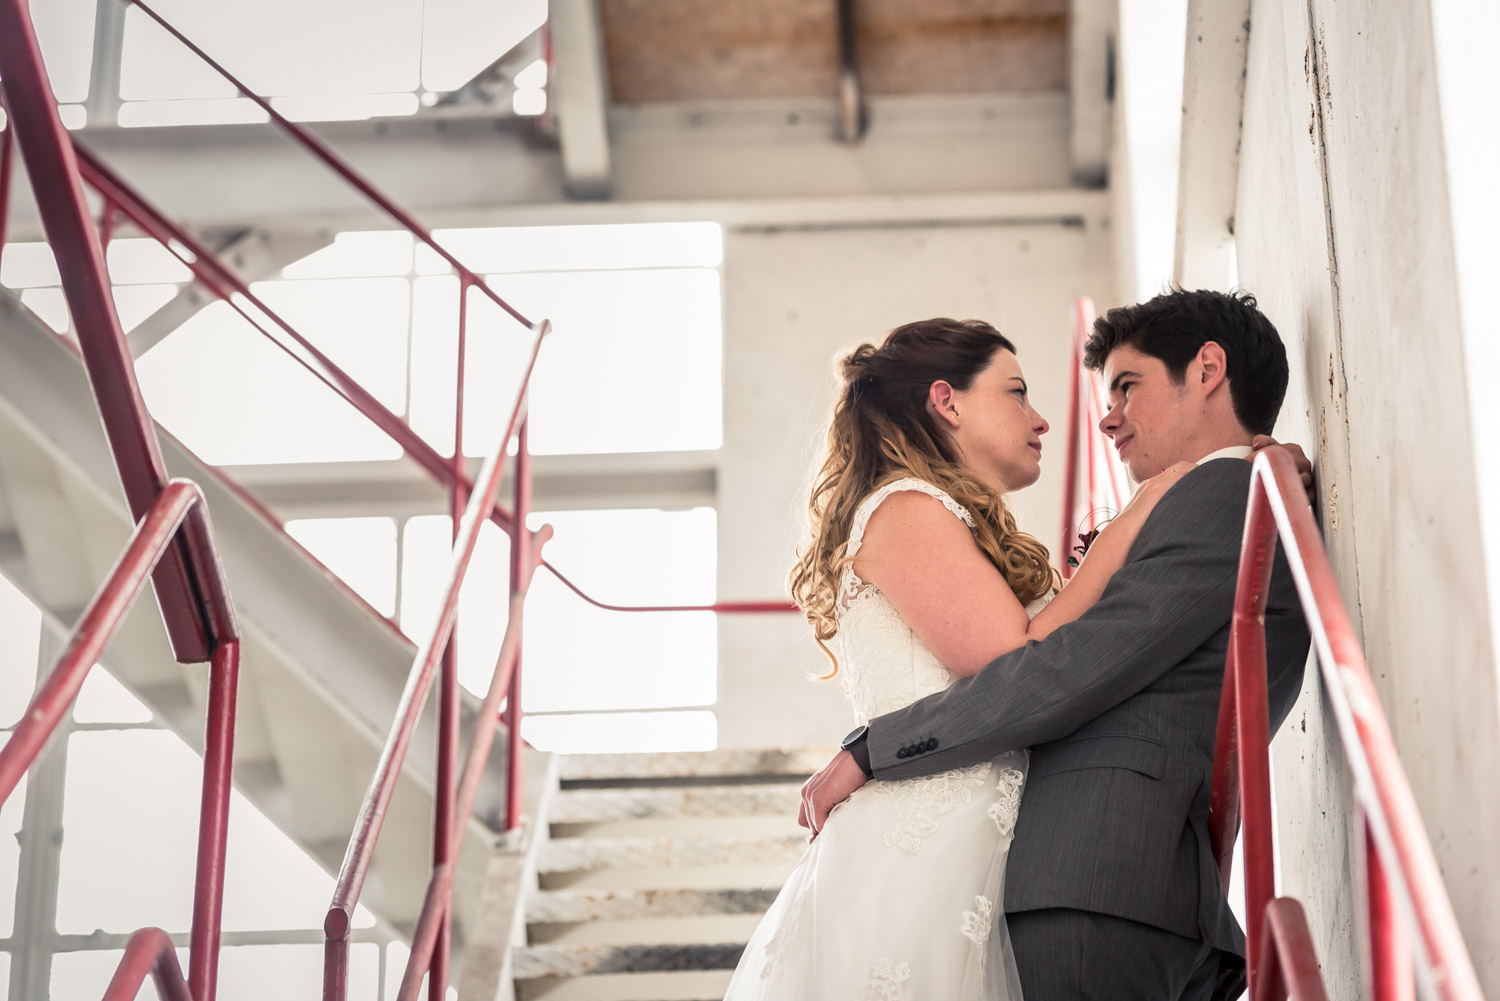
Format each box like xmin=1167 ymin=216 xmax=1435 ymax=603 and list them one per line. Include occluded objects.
xmin=600 ymin=0 xmax=1069 ymax=104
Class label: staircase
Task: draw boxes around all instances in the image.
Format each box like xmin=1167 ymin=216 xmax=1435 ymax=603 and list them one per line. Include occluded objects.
xmin=509 ymin=746 xmax=832 ymax=1001
xmin=0 ymin=285 xmax=526 ymax=945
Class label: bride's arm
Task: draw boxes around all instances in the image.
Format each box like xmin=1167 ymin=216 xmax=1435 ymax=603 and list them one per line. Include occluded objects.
xmin=856 ymin=465 xmax=1195 ymax=676
xmin=852 ymin=492 xmax=1030 ymax=676
xmin=1025 ymin=459 xmax=1196 ymax=642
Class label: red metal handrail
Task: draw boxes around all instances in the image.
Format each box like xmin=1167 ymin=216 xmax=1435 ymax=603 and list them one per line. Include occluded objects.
xmin=102 ymin=928 xmax=195 ymax=1001
xmin=123 ymin=0 xmax=532 ymax=331
xmin=322 ymin=332 xmax=548 ymax=1001
xmin=0 ymin=5 xmax=246 ymax=998
xmin=0 ymin=19 xmax=217 ymax=666
xmin=1059 ymin=296 xmax=1130 ymax=578
xmin=6 ymin=93 xmax=794 ymax=624
xmin=1 ymin=6 xmax=795 ymax=998
xmin=0 ymin=481 xmax=242 ymax=1001
xmin=75 ymin=142 xmax=793 ymax=618
xmin=1210 ymin=447 xmax=1483 ymax=1000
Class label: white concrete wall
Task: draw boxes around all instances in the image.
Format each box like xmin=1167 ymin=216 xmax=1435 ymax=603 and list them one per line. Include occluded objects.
xmin=1234 ymin=0 xmax=1500 ymax=992
xmin=715 ymin=218 xmax=1115 ymax=749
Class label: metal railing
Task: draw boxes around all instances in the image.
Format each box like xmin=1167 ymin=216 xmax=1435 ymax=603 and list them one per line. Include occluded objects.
xmin=0 ymin=4 xmax=796 ymax=999
xmin=1210 ymin=447 xmax=1483 ymax=1001
xmin=0 ymin=6 xmax=244 ymax=1001
xmin=1058 ymin=296 xmax=1130 ymax=578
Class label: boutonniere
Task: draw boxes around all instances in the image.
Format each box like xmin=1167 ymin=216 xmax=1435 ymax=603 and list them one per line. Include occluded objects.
xmin=1066 ymin=509 xmax=1118 ymax=568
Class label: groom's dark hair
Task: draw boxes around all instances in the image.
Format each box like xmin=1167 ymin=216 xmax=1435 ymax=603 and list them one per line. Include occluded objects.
xmin=1083 ymin=287 xmax=1289 ymax=436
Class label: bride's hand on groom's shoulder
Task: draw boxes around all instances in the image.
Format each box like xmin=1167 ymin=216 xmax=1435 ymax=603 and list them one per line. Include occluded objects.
xmin=1251 ymin=436 xmax=1317 ymax=507
xmin=1118 ymin=461 xmax=1197 ymax=524
xmin=798 ymin=750 xmax=868 ymax=841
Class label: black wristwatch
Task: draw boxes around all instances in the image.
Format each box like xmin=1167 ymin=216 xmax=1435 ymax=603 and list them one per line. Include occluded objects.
xmin=841 ymin=724 xmax=874 ymax=779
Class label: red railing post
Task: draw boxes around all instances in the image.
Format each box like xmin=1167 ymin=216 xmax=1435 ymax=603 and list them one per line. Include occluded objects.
xmin=1209 ymin=449 xmax=1483 ymax=1001
xmin=1059 ymin=305 xmax=1084 ymax=578
xmin=99 ymin=199 xmax=118 ymax=251
xmin=1231 ymin=482 xmax=1279 ymax=990
xmin=430 ymin=276 xmax=471 ymax=1001
xmin=324 ymin=323 xmax=548 ymax=1001
xmin=189 ymin=636 xmax=240 ymax=1001
xmin=103 ymin=928 xmax=195 ymax=1001
xmin=1253 ymin=900 xmax=1330 ymax=1001
xmin=0 ymin=482 xmax=206 ymax=802
xmin=505 ymin=416 xmax=532 ymax=832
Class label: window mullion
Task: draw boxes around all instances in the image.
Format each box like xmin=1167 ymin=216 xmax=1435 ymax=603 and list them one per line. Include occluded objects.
xmin=9 ymin=626 xmax=70 ymax=999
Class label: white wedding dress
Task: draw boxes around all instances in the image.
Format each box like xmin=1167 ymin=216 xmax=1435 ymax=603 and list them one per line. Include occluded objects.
xmin=723 ymin=478 xmax=1044 ymax=1001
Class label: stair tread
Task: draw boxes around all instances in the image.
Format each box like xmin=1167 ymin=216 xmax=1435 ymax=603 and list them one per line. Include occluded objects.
xmin=515 ymin=969 xmax=734 ymax=1001
xmin=538 ymin=832 xmax=808 ymax=873
xmin=559 ymin=747 xmax=835 ymax=782
xmin=514 ymin=941 xmax=747 ymax=978
xmin=550 ymin=784 xmax=802 ymax=823
xmin=529 ymin=887 xmax=779 ymax=922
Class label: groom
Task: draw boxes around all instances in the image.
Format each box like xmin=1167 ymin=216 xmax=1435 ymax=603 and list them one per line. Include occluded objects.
xmin=799 ymin=288 xmax=1313 ymax=1000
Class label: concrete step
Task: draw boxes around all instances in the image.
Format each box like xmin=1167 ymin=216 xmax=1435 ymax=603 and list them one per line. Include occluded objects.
xmin=558 ymin=747 xmax=834 ymax=783
xmin=540 ymin=864 xmax=792 ymax=893
xmin=550 ymin=785 xmax=802 ymax=824
xmin=529 ymin=887 xmax=779 ymax=923
xmin=515 ymin=969 xmax=734 ymax=1001
xmin=513 ymin=942 xmax=746 ymax=979
xmin=529 ymin=914 xmax=764 ymax=948
xmin=538 ymin=832 xmax=807 ymax=874
xmin=550 ymin=815 xmax=800 ymax=841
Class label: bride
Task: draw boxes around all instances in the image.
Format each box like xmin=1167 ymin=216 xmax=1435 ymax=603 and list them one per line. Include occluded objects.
xmin=721 ymin=317 xmax=1191 ymax=999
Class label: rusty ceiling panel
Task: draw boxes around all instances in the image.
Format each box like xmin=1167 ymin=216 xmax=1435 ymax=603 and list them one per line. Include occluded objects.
xmin=601 ymin=0 xmax=1068 ymax=104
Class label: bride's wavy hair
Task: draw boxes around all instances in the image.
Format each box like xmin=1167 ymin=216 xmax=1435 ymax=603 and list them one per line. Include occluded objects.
xmin=789 ymin=318 xmax=1059 ymax=678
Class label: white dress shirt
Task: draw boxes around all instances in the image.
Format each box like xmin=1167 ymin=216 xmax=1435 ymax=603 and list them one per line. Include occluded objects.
xmin=1197 ymin=444 xmax=1255 ymax=465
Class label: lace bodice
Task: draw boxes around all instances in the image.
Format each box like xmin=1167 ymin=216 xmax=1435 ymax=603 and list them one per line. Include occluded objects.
xmin=835 ymin=478 xmax=1051 ymax=725
xmin=724 ymin=476 xmax=1036 ymax=1000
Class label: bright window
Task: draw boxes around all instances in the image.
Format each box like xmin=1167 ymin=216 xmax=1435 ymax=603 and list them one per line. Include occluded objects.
xmin=285 ymin=518 xmax=399 ymax=618
xmin=31 ymin=0 xmax=97 ymax=104
xmin=114 ymin=0 xmax=545 ymax=124
xmin=136 ymin=299 xmax=405 ymax=465
xmin=407 ymin=222 xmax=725 ymax=456
xmin=399 ymin=507 xmax=718 ymax=727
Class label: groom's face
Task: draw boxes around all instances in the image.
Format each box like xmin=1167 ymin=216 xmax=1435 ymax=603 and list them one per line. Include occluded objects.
xmin=1099 ymin=344 xmax=1195 ymax=481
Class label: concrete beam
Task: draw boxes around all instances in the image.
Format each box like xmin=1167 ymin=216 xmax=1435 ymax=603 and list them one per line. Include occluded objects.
xmin=1069 ymin=0 xmax=1115 ymax=187
xmin=549 ymin=0 xmax=613 ymax=198
xmin=221 ymin=450 xmax=720 ymax=519
xmin=1172 ymin=0 xmax=1251 ymax=290
xmin=126 ymin=227 xmax=333 ymax=358
xmin=3 ymin=94 xmax=1072 ymax=234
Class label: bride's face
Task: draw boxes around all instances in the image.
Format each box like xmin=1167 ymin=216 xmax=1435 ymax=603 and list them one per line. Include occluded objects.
xmin=937 ymin=349 xmax=1049 ymax=493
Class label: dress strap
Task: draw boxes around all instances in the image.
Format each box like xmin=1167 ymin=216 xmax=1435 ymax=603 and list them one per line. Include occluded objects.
xmin=846 ymin=478 xmax=978 ymax=558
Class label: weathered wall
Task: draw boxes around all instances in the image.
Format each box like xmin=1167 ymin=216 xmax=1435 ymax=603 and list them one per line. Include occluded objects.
xmin=716 ymin=218 xmax=1115 ymax=749
xmin=1235 ymin=0 xmax=1500 ymax=992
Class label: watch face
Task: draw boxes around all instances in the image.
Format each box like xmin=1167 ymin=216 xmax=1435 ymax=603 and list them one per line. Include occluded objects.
xmin=842 ymin=724 xmax=869 ymax=749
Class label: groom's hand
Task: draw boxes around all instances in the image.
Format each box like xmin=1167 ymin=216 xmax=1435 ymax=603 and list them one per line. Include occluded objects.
xmin=1251 ymin=435 xmax=1316 ymax=507
xmin=797 ymin=750 xmax=868 ymax=839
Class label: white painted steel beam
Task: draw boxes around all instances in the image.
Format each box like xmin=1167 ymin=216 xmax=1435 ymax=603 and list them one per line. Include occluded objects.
xmin=126 ymin=228 xmax=332 ymax=358
xmin=1069 ymin=0 xmax=1116 ymax=186
xmin=1172 ymin=0 xmax=1251 ymax=290
xmin=549 ymin=0 xmax=613 ymax=198
xmin=83 ymin=0 xmax=127 ymax=127
xmin=0 ymin=286 xmax=514 ymax=943
xmin=6 ymin=630 xmax=65 ymax=1001
xmin=7 ymin=94 xmax=1073 ymax=233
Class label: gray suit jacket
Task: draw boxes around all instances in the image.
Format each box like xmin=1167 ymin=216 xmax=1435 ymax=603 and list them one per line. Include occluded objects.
xmin=867 ymin=458 xmax=1310 ymax=955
